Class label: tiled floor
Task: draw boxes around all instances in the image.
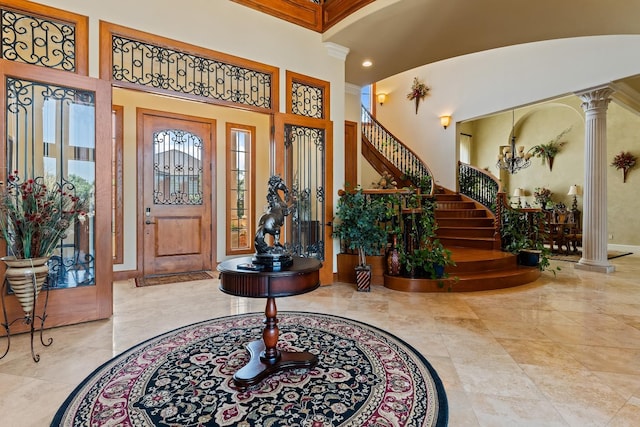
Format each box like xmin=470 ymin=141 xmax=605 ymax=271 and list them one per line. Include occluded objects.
xmin=1 ymin=255 xmax=639 ymax=426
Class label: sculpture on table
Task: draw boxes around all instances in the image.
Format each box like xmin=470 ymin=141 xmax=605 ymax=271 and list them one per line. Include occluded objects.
xmin=253 ymin=175 xmax=294 ymax=270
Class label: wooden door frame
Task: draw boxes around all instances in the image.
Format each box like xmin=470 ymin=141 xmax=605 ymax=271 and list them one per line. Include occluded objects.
xmin=135 ymin=108 xmax=216 ymax=277
xmin=344 ymin=120 xmax=358 ymax=191
xmin=273 ymin=113 xmax=333 ymax=285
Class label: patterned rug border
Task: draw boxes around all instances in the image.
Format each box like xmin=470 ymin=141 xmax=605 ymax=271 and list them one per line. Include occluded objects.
xmin=135 ymin=270 xmax=216 ymax=287
xmin=51 ymin=311 xmax=448 ymax=426
xmin=550 ymin=251 xmax=632 ymax=263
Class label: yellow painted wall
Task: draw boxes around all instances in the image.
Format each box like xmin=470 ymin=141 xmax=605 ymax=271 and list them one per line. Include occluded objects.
xmin=471 ymin=96 xmax=640 ymax=246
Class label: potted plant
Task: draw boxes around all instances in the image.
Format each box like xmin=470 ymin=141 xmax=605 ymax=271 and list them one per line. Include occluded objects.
xmin=500 ymin=206 xmax=557 ymax=274
xmin=399 ymin=197 xmax=455 ymax=280
xmin=0 ymin=172 xmax=87 ymax=317
xmin=332 ymin=187 xmax=393 ymax=291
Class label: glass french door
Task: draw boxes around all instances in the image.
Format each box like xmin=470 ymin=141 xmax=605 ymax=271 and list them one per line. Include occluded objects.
xmin=274 ymin=113 xmax=333 ymax=285
xmin=1 ymin=60 xmax=112 ymax=333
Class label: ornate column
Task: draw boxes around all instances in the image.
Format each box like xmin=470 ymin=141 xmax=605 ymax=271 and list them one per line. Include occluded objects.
xmin=575 ymin=86 xmax=615 ymax=273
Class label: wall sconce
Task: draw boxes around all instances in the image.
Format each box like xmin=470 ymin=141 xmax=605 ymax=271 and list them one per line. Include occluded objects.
xmin=567 ymin=184 xmax=580 ymax=211
xmin=440 ymin=115 xmax=451 ymax=129
xmin=513 ymin=187 xmax=525 ymax=208
xmin=377 ymin=93 xmax=387 ymax=105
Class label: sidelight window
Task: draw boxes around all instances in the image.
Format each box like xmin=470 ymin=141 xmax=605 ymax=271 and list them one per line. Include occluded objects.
xmin=226 ymin=123 xmax=255 ymax=254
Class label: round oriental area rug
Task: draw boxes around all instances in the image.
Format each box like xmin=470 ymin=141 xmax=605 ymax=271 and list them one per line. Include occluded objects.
xmin=51 ymin=312 xmax=448 ymax=426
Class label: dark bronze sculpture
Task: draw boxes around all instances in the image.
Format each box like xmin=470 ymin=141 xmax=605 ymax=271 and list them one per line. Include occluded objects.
xmin=252 ymin=175 xmax=293 ymax=270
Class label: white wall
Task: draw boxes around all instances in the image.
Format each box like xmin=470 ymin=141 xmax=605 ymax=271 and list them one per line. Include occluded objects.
xmin=373 ymin=35 xmax=640 ymax=189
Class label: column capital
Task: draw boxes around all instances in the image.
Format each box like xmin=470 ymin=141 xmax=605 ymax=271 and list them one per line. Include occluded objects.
xmin=577 ymin=86 xmax=614 ymax=112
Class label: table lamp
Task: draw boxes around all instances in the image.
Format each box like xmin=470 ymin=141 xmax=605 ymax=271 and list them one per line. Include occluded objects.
xmin=567 ymin=185 xmax=579 ymax=211
xmin=513 ymin=187 xmax=525 ymax=208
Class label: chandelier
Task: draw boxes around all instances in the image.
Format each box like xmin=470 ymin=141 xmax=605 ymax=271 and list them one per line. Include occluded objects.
xmin=496 ymin=110 xmax=532 ymax=174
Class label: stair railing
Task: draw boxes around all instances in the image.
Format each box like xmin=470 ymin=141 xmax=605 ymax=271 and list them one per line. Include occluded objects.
xmin=458 ymin=162 xmax=502 ymax=214
xmin=361 ymin=105 xmax=434 ymax=195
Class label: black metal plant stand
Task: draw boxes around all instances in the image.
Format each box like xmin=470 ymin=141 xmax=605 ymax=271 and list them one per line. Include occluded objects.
xmin=0 ymin=275 xmax=53 ymax=362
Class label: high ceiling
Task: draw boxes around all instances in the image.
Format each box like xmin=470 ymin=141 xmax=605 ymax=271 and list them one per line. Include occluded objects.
xmin=322 ymin=0 xmax=640 ymax=88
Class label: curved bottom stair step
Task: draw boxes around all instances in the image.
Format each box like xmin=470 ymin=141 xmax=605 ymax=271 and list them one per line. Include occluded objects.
xmin=384 ymin=267 xmax=540 ymax=292
xmin=383 ymin=247 xmax=541 ymax=292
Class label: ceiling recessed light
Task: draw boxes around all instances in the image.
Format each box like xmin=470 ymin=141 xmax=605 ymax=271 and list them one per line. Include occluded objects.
xmin=362 ymin=60 xmax=373 ymax=67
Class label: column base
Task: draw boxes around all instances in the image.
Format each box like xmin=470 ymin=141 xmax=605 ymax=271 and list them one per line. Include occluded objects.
xmin=575 ymin=259 xmax=616 ymax=273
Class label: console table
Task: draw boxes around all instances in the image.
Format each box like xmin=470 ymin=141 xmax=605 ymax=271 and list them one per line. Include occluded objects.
xmin=217 ymin=256 xmax=321 ymax=389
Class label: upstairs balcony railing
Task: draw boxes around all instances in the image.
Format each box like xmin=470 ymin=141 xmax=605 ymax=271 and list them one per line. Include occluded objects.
xmin=361 ymin=105 xmax=434 ymax=195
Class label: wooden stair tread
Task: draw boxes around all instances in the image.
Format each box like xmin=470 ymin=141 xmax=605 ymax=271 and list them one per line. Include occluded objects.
xmin=441 ymin=236 xmax=496 ymax=242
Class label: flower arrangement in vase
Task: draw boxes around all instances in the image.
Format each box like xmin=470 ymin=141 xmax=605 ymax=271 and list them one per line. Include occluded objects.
xmin=533 ymin=187 xmax=552 ymax=209
xmin=0 ymin=172 xmax=87 ymax=316
xmin=611 ymin=151 xmax=637 ymax=183
xmin=406 ymin=77 xmax=430 ymax=114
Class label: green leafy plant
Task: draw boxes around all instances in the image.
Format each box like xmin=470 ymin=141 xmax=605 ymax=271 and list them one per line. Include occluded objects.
xmin=399 ymin=197 xmax=455 ymax=280
xmin=500 ymin=207 xmax=558 ymax=274
xmin=332 ymin=187 xmax=395 ymax=266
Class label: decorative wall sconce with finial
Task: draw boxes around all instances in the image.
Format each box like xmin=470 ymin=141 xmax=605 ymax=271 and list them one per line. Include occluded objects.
xmin=440 ymin=115 xmax=451 ymax=129
xmin=377 ymin=93 xmax=387 ymax=106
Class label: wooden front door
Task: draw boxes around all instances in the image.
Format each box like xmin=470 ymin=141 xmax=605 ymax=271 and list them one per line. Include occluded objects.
xmin=138 ymin=109 xmax=214 ymax=276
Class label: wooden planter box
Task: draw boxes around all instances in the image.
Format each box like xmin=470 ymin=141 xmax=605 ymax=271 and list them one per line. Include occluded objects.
xmin=336 ymin=253 xmax=386 ymax=286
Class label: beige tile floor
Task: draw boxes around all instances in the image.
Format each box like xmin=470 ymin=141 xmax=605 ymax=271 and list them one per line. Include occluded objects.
xmin=1 ymin=255 xmax=639 ymax=426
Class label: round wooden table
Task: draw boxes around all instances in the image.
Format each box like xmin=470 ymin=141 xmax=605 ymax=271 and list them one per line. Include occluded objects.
xmin=217 ymin=256 xmax=322 ymax=389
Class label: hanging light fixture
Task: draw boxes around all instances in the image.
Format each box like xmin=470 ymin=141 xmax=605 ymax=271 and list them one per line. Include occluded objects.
xmin=496 ymin=110 xmax=532 ymax=174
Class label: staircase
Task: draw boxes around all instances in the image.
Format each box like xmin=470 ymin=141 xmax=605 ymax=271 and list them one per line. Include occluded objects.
xmin=383 ymin=192 xmax=541 ymax=292
xmin=358 ymin=106 xmax=542 ymax=292
xmin=435 ymin=193 xmax=498 ymax=250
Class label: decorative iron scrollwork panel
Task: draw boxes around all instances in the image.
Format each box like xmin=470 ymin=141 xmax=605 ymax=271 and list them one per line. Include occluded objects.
xmin=152 ymin=129 xmax=203 ymax=205
xmin=1 ymin=8 xmax=76 ymax=71
xmin=285 ymin=125 xmax=325 ymax=260
xmin=112 ymin=35 xmax=272 ymax=109
xmin=291 ymin=81 xmax=324 ymax=118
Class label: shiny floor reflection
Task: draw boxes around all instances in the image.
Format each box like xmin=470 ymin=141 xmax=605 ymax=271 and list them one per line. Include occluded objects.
xmin=1 ymin=254 xmax=639 ymax=426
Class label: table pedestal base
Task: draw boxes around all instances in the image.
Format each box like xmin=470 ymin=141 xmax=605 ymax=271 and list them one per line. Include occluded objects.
xmin=233 ymin=339 xmax=318 ymax=390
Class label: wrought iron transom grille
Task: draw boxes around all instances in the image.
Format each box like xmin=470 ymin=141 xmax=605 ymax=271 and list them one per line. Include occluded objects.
xmin=1 ymin=8 xmax=76 ymax=71
xmin=152 ymin=129 xmax=203 ymax=205
xmin=112 ymin=35 xmax=272 ymax=109
xmin=291 ymin=80 xmax=324 ymax=118
xmin=285 ymin=124 xmax=325 ymax=260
